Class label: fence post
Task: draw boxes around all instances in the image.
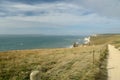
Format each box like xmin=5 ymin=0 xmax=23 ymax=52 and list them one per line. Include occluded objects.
xmin=93 ymin=50 xmax=95 ymax=65
xmin=93 ymin=50 xmax=95 ymax=73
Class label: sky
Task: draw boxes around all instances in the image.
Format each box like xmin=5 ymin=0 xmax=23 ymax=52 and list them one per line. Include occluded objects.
xmin=0 ymin=0 xmax=120 ymax=35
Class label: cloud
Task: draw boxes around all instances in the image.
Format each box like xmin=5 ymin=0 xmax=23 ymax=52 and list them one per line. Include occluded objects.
xmin=70 ymin=0 xmax=120 ymax=18
xmin=0 ymin=0 xmax=120 ymax=35
xmin=0 ymin=1 xmax=117 ymax=25
xmin=1 ymin=0 xmax=120 ymax=18
xmin=0 ymin=1 xmax=87 ymax=17
xmin=0 ymin=1 xmax=89 ymax=27
xmin=0 ymin=0 xmax=63 ymax=4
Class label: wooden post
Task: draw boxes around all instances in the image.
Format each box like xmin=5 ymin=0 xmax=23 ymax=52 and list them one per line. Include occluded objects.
xmin=93 ymin=50 xmax=95 ymax=73
xmin=93 ymin=50 xmax=95 ymax=65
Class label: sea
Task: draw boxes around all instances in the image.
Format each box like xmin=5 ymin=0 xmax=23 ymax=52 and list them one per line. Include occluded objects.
xmin=0 ymin=35 xmax=87 ymax=51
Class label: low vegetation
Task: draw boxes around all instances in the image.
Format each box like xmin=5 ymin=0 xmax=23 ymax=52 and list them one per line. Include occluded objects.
xmin=1 ymin=34 xmax=120 ymax=80
xmin=90 ymin=34 xmax=120 ymax=48
xmin=0 ymin=45 xmax=107 ymax=80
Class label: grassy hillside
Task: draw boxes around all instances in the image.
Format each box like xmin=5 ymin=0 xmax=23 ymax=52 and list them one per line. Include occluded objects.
xmin=0 ymin=45 xmax=107 ymax=80
xmin=90 ymin=34 xmax=120 ymax=48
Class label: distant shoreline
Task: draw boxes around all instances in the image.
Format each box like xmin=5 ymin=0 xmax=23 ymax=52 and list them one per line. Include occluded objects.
xmin=0 ymin=35 xmax=86 ymax=52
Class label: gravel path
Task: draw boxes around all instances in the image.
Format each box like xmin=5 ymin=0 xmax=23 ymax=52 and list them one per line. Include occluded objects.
xmin=108 ymin=45 xmax=120 ymax=80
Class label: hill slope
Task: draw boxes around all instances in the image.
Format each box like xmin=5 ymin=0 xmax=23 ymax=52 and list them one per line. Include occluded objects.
xmin=0 ymin=45 xmax=107 ymax=80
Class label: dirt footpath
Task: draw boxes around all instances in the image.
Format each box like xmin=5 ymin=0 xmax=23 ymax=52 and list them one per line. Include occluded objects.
xmin=108 ymin=45 xmax=120 ymax=80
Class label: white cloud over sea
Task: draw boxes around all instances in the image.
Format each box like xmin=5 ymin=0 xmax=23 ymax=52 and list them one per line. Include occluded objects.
xmin=0 ymin=0 xmax=120 ymax=35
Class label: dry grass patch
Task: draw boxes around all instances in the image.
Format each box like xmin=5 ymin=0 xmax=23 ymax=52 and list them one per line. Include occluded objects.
xmin=90 ymin=34 xmax=120 ymax=48
xmin=0 ymin=45 xmax=107 ymax=80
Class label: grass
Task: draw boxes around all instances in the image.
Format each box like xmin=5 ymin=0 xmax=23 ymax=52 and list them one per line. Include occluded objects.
xmin=89 ymin=34 xmax=120 ymax=80
xmin=1 ymin=34 xmax=120 ymax=80
xmin=90 ymin=34 xmax=120 ymax=48
xmin=0 ymin=45 xmax=107 ymax=80
xmin=94 ymin=45 xmax=108 ymax=80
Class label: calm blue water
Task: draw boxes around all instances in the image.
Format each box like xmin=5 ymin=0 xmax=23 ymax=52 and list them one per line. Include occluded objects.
xmin=0 ymin=35 xmax=86 ymax=51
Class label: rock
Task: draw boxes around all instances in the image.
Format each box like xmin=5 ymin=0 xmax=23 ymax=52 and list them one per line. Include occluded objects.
xmin=73 ymin=42 xmax=79 ymax=47
xmin=30 ymin=70 xmax=41 ymax=80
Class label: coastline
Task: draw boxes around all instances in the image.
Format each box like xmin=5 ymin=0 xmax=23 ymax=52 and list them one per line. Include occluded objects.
xmin=0 ymin=36 xmax=91 ymax=52
xmin=84 ymin=36 xmax=91 ymax=44
xmin=0 ymin=35 xmax=86 ymax=52
xmin=0 ymin=34 xmax=120 ymax=80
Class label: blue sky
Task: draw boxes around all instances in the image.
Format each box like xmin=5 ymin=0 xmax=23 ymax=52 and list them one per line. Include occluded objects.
xmin=0 ymin=0 xmax=120 ymax=35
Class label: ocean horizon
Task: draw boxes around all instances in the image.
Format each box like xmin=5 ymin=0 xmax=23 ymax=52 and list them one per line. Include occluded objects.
xmin=0 ymin=35 xmax=87 ymax=51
